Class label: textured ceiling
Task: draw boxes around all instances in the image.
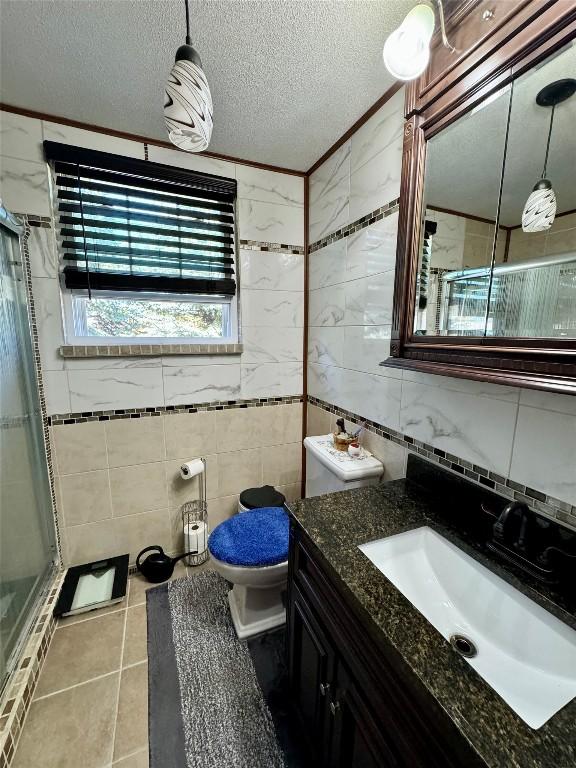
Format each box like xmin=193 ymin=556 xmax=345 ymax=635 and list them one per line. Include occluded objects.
xmin=0 ymin=0 xmax=415 ymax=171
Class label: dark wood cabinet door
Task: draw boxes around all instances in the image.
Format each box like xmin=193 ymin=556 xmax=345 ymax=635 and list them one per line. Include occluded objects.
xmin=328 ymin=661 xmax=401 ymax=768
xmin=287 ymin=583 xmax=335 ymax=764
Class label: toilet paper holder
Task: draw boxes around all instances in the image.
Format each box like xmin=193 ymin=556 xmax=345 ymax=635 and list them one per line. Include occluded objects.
xmin=181 ymin=457 xmax=209 ymax=567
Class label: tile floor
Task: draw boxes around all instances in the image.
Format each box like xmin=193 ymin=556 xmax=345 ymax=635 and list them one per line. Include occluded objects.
xmin=12 ymin=562 xmax=209 ymax=768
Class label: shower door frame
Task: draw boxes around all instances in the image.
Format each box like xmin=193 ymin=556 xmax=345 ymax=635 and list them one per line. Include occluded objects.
xmin=0 ymin=207 xmax=58 ymax=696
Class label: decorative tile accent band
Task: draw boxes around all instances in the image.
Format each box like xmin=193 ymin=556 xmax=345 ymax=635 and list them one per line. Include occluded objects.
xmin=309 ymin=198 xmax=401 ymax=253
xmin=59 ymin=342 xmax=243 ymax=359
xmin=307 ymin=395 xmax=576 ymax=530
xmin=48 ymin=394 xmax=304 ymax=426
xmin=239 ymin=239 xmax=304 ymax=255
xmin=0 ymin=568 xmax=63 ymax=768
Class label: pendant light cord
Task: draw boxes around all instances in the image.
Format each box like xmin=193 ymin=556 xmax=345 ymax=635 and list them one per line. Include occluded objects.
xmin=541 ymin=104 xmax=555 ymax=179
xmin=184 ymin=0 xmax=191 ymax=45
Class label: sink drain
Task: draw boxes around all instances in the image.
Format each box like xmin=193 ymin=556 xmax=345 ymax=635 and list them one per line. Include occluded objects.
xmin=450 ymin=634 xmax=478 ymax=658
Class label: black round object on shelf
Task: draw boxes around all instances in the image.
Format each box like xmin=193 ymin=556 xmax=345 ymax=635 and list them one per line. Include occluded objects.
xmin=239 ymin=485 xmax=286 ymax=510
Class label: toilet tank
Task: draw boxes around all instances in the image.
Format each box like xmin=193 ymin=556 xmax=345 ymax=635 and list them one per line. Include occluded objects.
xmin=303 ymin=435 xmax=384 ymax=498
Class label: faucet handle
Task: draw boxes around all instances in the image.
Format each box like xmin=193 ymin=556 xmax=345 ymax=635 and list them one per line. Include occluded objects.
xmin=493 ymin=501 xmax=529 ymax=543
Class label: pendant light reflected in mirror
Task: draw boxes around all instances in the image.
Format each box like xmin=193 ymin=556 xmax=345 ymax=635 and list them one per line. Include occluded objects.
xmin=521 ymin=78 xmax=576 ymax=233
xmin=164 ymin=0 xmax=213 ymax=152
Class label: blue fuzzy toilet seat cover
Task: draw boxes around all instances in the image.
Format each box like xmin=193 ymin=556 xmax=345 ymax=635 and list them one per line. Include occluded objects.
xmin=208 ymin=506 xmax=289 ymax=567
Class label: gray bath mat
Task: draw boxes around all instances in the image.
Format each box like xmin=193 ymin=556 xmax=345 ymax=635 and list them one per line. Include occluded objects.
xmin=147 ymin=571 xmax=286 ymax=768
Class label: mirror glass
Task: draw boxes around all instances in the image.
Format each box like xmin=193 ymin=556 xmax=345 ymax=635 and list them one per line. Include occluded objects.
xmin=413 ymin=40 xmax=576 ymax=339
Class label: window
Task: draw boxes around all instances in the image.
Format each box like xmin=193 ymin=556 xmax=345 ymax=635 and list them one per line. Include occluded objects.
xmin=44 ymin=141 xmax=237 ymax=344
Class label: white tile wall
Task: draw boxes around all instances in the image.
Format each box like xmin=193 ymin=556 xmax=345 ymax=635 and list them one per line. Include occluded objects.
xmin=0 ymin=109 xmax=304 ymax=416
xmin=306 ymin=89 xmax=576 ymax=509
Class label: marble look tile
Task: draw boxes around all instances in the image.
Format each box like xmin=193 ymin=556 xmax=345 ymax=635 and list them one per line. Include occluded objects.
xmin=68 ymin=368 xmax=164 ymax=411
xmin=350 ymin=89 xmax=404 ymax=173
xmin=0 ymin=111 xmax=43 ymax=161
xmin=65 ymin=356 xmax=163 ymax=370
xmin=307 ymin=362 xmax=343 ymax=405
xmin=400 ymin=378 xmax=517 ymax=474
xmin=60 ymin=470 xmax=112 ymax=526
xmin=519 ymin=388 xmax=576 ymax=416
xmin=0 ymin=156 xmax=50 ymax=215
xmin=240 ymin=249 xmax=303 ymax=291
xmin=429 ymin=235 xmax=465 ymax=270
xmin=308 ymin=239 xmax=347 ymax=290
xmin=346 ymin=213 xmax=398 ymax=281
xmin=510 ymin=406 xmax=576 ymax=506
xmin=162 ymin=363 xmax=241 ymax=406
xmin=401 ymin=369 xmax=520 ymax=403
xmin=308 ymin=326 xmax=344 ymax=367
xmin=309 ymin=140 xmax=350 ymax=243
xmin=106 ymin=416 xmax=166 ymax=467
xmin=241 ymin=326 xmax=302 ymax=363
xmin=147 ymin=143 xmax=235 ymax=178
xmin=342 ymin=325 xmax=392 ymax=376
xmin=30 ymin=276 xmax=65 ymax=370
xmin=241 ymin=361 xmax=303 ymax=399
xmin=309 ymin=284 xmax=346 ymax=327
xmin=109 ymin=462 xmax=168 ymax=517
xmin=241 ymin=289 xmax=303 ymax=328
xmin=43 ymin=370 xmax=71 ymax=415
xmin=344 ymin=271 xmax=395 ymax=326
xmin=160 ymin=353 xmax=238 ymax=367
xmin=238 ymin=199 xmax=304 ymax=246
xmin=426 ymin=209 xmax=467 ymax=240
xmin=349 ymin=144 xmax=401 ymax=222
xmin=236 ymin=165 xmax=304 ymax=206
xmin=340 ymin=368 xmax=402 ymax=431
xmin=27 ymin=223 xmax=58 ymax=278
xmin=43 ymin=121 xmax=144 ymax=159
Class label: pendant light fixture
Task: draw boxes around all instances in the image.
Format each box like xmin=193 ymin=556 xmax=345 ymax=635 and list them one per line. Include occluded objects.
xmin=383 ymin=1 xmax=455 ymax=82
xmin=521 ymin=78 xmax=575 ymax=233
xmin=164 ymin=0 xmax=213 ymax=153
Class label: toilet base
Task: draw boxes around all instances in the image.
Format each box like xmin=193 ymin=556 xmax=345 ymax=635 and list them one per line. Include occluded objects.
xmin=228 ymin=583 xmax=286 ymax=640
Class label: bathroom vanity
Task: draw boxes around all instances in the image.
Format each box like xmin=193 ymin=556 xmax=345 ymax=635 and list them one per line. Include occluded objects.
xmin=286 ymin=457 xmax=576 ymax=767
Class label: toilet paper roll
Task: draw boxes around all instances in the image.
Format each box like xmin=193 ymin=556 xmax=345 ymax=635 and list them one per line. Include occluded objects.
xmin=185 ymin=521 xmax=207 ymax=555
xmin=180 ymin=459 xmax=204 ymax=480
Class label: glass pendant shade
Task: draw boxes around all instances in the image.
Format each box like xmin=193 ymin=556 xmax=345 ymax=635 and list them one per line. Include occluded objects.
xmin=383 ymin=4 xmax=435 ymax=81
xmin=522 ymin=180 xmax=557 ymax=233
xmin=164 ymin=45 xmax=213 ymax=153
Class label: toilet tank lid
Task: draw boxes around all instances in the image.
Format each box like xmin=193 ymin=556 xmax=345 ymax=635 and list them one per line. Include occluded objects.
xmin=304 ymin=435 xmax=384 ymax=481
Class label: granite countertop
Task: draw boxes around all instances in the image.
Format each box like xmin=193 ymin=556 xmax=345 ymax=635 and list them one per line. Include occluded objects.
xmin=289 ymin=480 xmax=576 ymax=768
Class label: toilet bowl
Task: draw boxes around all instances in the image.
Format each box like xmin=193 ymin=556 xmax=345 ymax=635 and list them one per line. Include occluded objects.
xmin=208 ymin=506 xmax=289 ymax=639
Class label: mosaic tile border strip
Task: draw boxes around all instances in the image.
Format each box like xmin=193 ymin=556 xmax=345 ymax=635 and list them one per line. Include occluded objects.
xmin=239 ymin=239 xmax=304 ymax=255
xmin=0 ymin=568 xmax=63 ymax=768
xmin=48 ymin=394 xmax=304 ymax=426
xmin=59 ymin=342 xmax=243 ymax=359
xmin=308 ymin=395 xmax=576 ymax=530
xmin=20 ymin=222 xmax=62 ymax=562
xmin=309 ymin=198 xmax=401 ymax=254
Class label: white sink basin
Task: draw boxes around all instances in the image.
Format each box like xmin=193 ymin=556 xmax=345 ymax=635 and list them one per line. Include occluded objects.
xmin=359 ymin=526 xmax=576 ymax=729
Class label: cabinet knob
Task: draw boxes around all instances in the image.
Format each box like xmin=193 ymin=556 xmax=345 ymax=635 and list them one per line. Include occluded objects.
xmin=330 ymin=700 xmax=340 ymax=716
xmin=319 ymin=682 xmax=330 ymax=696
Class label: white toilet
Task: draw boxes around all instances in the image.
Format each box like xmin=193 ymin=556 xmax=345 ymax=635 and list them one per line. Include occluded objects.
xmin=209 ymin=441 xmax=383 ymax=640
xmin=304 ymin=434 xmax=384 ymax=497
xmin=208 ymin=486 xmax=289 ymax=640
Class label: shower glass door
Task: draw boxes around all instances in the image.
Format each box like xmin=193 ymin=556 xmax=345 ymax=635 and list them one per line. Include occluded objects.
xmin=0 ymin=213 xmax=56 ymax=693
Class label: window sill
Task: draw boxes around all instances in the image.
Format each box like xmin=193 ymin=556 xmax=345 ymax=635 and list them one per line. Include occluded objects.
xmin=59 ymin=343 xmax=243 ymax=359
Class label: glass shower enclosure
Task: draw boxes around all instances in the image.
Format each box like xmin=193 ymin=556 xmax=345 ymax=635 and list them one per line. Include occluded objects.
xmin=0 ymin=207 xmax=56 ymax=693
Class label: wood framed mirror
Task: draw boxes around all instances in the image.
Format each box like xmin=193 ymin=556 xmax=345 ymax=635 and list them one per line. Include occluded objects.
xmin=384 ymin=0 xmax=576 ymax=394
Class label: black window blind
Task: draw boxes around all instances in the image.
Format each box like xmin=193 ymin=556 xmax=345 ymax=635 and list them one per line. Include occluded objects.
xmin=44 ymin=141 xmax=237 ymax=297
